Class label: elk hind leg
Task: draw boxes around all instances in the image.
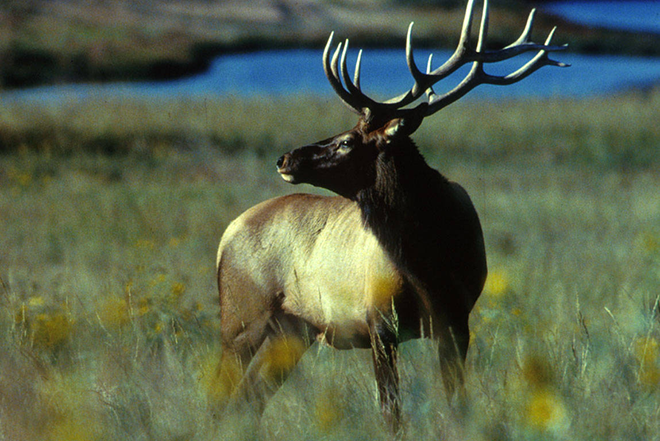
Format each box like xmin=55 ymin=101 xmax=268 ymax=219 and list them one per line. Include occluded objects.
xmin=212 ymin=319 xmax=269 ymax=415
xmin=225 ymin=311 xmax=312 ymax=417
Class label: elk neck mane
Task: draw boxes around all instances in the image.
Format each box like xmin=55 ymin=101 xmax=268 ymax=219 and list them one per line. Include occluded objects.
xmin=354 ymin=134 xmax=452 ymax=281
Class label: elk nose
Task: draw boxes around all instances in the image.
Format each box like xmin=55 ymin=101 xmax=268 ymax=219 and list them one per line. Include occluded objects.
xmin=276 ymin=154 xmax=288 ymax=169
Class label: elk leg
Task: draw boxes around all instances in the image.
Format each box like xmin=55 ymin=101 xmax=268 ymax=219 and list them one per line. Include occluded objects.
xmin=437 ymin=318 xmax=469 ymax=409
xmin=213 ymin=312 xmax=270 ymax=416
xmin=369 ymin=318 xmax=401 ymax=432
xmin=226 ymin=312 xmax=312 ymax=417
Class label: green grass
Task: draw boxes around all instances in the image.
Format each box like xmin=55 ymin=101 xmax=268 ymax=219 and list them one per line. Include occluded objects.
xmin=0 ymin=90 xmax=659 ymax=439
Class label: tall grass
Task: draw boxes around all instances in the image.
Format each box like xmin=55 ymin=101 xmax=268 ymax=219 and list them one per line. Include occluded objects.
xmin=2 ymin=89 xmax=658 ymax=166
xmin=0 ymin=89 xmax=659 ymax=439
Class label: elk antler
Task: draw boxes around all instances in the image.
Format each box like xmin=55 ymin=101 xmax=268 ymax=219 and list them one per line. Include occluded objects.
xmin=323 ymin=0 xmax=569 ymax=124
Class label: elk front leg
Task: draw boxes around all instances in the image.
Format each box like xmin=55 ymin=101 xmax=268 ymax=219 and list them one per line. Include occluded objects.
xmin=369 ymin=316 xmax=401 ymax=433
xmin=437 ymin=317 xmax=469 ymax=410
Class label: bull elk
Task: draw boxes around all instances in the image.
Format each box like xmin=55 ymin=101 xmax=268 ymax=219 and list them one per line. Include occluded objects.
xmin=216 ymin=0 xmax=566 ymax=431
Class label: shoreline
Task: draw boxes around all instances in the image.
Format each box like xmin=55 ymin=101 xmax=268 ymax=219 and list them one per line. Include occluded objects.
xmin=1 ymin=1 xmax=658 ymax=90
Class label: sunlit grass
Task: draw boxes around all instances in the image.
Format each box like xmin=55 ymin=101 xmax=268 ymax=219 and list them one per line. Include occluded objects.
xmin=0 ymin=90 xmax=659 ymax=439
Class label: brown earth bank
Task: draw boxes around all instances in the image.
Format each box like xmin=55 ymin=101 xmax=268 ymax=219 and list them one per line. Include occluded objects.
xmin=0 ymin=0 xmax=658 ymax=89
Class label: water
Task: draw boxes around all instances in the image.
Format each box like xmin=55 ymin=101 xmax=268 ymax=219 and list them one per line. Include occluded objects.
xmin=545 ymin=1 xmax=660 ymax=33
xmin=3 ymin=49 xmax=659 ymax=104
xmin=2 ymin=1 xmax=659 ymax=104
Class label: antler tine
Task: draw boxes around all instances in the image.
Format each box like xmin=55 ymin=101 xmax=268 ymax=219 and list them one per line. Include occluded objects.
xmin=428 ymin=0 xmax=479 ymax=76
xmin=354 ymin=49 xmax=363 ymax=89
xmin=322 ymin=0 xmax=568 ymax=124
xmin=323 ymin=32 xmax=390 ymax=118
xmin=457 ymin=0 xmax=479 ymax=52
xmin=339 ymin=40 xmax=377 ymax=110
xmin=323 ymin=33 xmax=363 ymax=115
xmin=476 ymin=0 xmax=489 ymax=52
xmin=486 ymin=28 xmax=569 ymax=83
xmin=423 ymin=25 xmax=569 ymax=116
xmin=425 ymin=54 xmax=437 ymax=100
xmin=468 ymin=0 xmax=489 ymax=81
xmin=545 ymin=28 xmax=571 ymax=67
xmin=385 ymin=0 xmax=481 ymax=108
xmin=482 ymin=26 xmax=570 ymax=83
xmin=478 ymin=9 xmax=567 ymax=62
xmin=404 ymin=0 xmax=483 ymax=110
xmin=405 ymin=23 xmax=426 ymax=97
xmin=382 ymin=23 xmax=424 ymax=106
xmin=509 ymin=8 xmax=536 ymax=47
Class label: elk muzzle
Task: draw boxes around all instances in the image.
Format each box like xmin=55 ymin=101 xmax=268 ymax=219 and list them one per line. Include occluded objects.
xmin=276 ymin=144 xmax=329 ymax=186
xmin=276 ymin=153 xmax=296 ymax=183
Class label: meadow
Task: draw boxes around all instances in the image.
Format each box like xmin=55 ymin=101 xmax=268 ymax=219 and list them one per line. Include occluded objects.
xmin=0 ymin=88 xmax=659 ymax=440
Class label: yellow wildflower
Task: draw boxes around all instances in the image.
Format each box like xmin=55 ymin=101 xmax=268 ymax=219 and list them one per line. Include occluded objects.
xmin=28 ymin=296 xmax=46 ymax=308
xmin=97 ymin=297 xmax=130 ymax=328
xmin=31 ymin=312 xmax=73 ymax=349
xmin=136 ymin=298 xmax=151 ymax=316
xmin=314 ymin=387 xmax=345 ymax=431
xmin=259 ymin=336 xmax=307 ymax=384
xmin=135 ymin=239 xmax=155 ymax=249
xmin=634 ymin=336 xmax=659 ymax=364
xmin=199 ymin=350 xmax=243 ymax=407
xmin=171 ymin=282 xmax=186 ymax=298
xmin=633 ymin=336 xmax=660 ymax=387
xmin=526 ymin=387 xmax=567 ymax=431
xmin=484 ymin=269 xmax=510 ymax=299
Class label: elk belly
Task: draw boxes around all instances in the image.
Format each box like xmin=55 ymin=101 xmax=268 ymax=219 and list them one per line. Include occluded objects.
xmin=281 ymin=226 xmax=403 ymax=348
xmin=280 ymin=261 xmax=370 ymax=346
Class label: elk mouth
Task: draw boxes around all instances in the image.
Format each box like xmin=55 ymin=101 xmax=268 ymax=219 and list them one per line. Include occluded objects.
xmin=278 ymin=170 xmax=297 ymax=183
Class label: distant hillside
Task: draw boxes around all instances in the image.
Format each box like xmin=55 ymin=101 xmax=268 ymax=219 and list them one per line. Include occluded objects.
xmin=0 ymin=0 xmax=658 ymax=89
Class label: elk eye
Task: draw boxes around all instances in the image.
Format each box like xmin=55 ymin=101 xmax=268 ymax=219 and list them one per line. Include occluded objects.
xmin=337 ymin=139 xmax=353 ymax=153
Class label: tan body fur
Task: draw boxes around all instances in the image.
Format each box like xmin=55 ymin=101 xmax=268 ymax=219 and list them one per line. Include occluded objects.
xmin=218 ymin=193 xmax=402 ymax=351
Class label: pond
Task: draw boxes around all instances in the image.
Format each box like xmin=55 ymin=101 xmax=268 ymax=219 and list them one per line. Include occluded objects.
xmin=545 ymin=1 xmax=660 ymax=33
xmin=4 ymin=49 xmax=659 ymax=105
xmin=2 ymin=0 xmax=659 ymax=104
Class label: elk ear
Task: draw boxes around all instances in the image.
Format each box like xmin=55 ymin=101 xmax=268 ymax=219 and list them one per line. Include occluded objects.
xmin=383 ymin=113 xmax=424 ymax=141
xmin=383 ymin=118 xmax=405 ymax=139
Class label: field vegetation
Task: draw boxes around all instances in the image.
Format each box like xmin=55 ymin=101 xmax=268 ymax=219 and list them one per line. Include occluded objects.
xmin=0 ymin=88 xmax=659 ymax=439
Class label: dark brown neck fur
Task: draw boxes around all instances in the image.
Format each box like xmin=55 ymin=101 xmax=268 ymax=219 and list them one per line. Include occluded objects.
xmin=355 ymin=136 xmax=486 ymax=314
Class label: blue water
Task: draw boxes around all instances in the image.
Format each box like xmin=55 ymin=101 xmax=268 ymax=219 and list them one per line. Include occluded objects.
xmin=3 ymin=49 xmax=659 ymax=104
xmin=545 ymin=1 xmax=660 ymax=33
xmin=2 ymin=0 xmax=659 ymax=104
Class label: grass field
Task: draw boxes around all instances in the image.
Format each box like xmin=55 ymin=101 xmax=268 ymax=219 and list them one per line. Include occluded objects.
xmin=0 ymin=89 xmax=659 ymax=440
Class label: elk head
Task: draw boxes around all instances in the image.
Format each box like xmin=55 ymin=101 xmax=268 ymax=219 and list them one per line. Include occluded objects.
xmin=277 ymin=0 xmax=568 ymax=199
xmin=276 ymin=118 xmax=415 ymax=198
